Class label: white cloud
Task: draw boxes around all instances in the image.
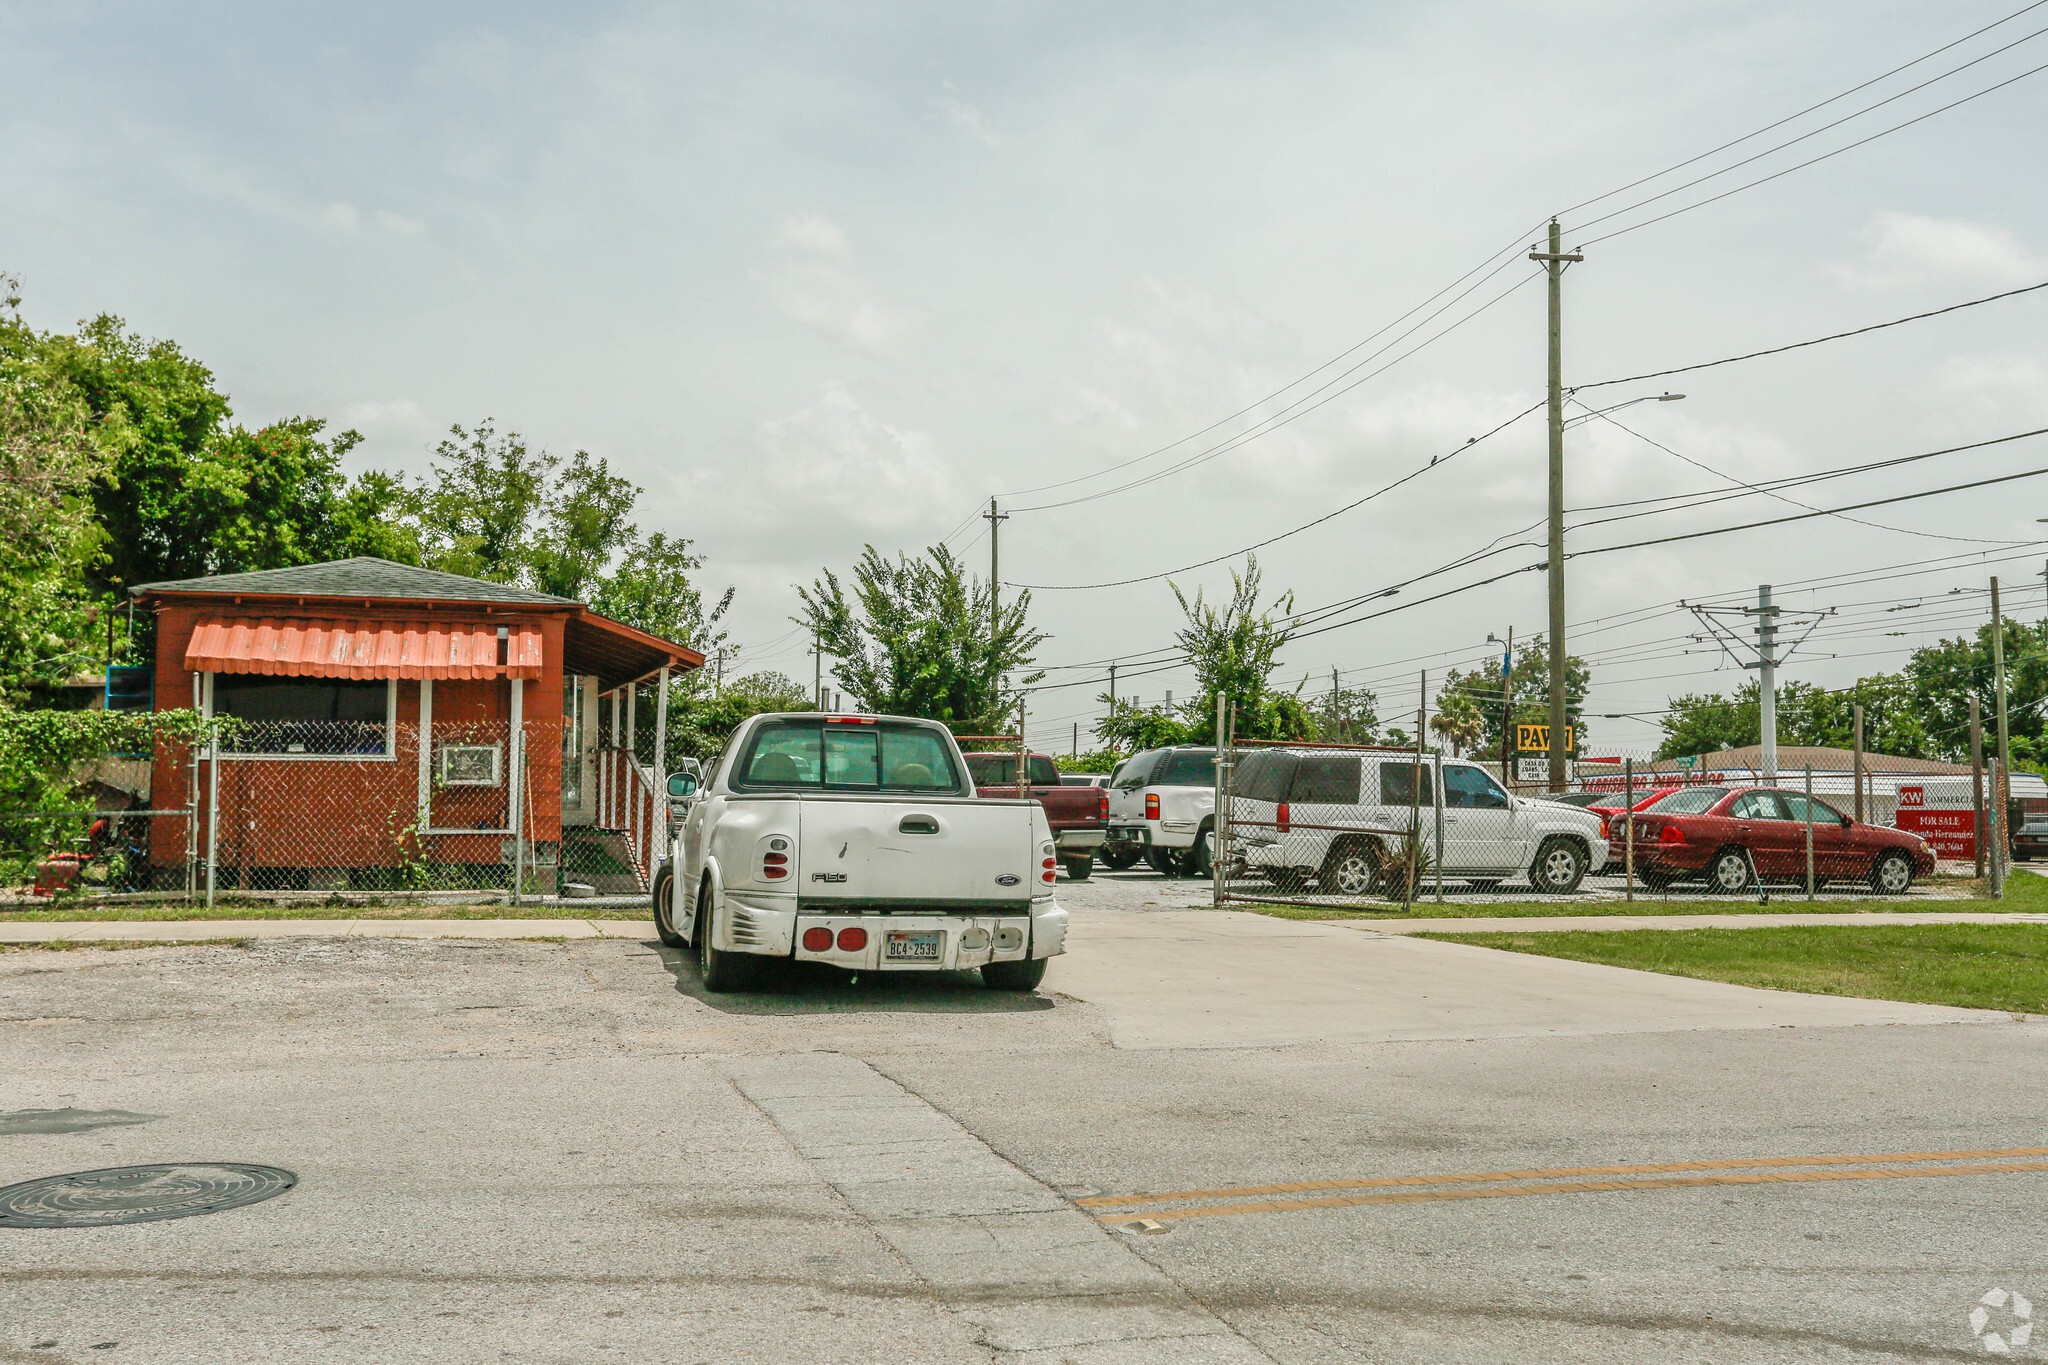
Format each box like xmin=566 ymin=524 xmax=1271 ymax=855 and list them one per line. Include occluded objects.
xmin=372 ymin=209 xmax=426 ymax=237
xmin=1829 ymin=211 xmax=2042 ymax=291
xmin=757 ymin=215 xmax=917 ymax=352
xmin=685 ymin=383 xmax=959 ymax=538
xmin=775 ymin=212 xmax=848 ymax=256
xmin=933 ymin=95 xmax=999 ymax=146
xmin=317 ymin=201 xmax=361 ymax=232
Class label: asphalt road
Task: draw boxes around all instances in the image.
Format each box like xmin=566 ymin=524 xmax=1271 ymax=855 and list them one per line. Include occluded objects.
xmin=4 ymin=874 xmax=2045 ymax=1363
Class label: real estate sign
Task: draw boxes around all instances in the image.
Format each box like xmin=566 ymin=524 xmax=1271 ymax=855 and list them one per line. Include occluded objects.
xmin=1894 ymin=783 xmax=1976 ymax=860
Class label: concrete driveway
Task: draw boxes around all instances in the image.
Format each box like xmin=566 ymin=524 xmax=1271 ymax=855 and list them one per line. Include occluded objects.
xmin=4 ymin=897 xmax=2045 ymax=1363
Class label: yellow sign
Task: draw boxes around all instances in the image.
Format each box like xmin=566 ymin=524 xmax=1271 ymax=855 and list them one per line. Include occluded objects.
xmin=1515 ymin=724 xmax=1574 ymax=752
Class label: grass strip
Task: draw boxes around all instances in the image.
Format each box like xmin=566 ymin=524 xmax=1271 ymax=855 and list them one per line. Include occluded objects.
xmin=1418 ymin=922 xmax=2048 ymax=1013
xmin=1239 ymin=870 xmax=2026 ymax=921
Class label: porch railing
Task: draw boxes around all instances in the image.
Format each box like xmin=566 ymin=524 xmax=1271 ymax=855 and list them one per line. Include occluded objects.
xmin=597 ymin=746 xmax=663 ymax=883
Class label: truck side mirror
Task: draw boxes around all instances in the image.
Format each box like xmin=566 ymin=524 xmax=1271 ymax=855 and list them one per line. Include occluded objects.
xmin=666 ymin=772 xmax=698 ymax=799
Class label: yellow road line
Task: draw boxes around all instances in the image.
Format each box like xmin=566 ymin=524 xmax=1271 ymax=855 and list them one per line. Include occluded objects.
xmin=1093 ymin=1161 xmax=2048 ymax=1225
xmin=1075 ymin=1147 xmax=2048 ymax=1209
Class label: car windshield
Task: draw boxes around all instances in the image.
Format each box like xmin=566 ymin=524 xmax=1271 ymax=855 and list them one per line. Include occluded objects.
xmin=1543 ymin=792 xmax=1606 ymax=808
xmin=733 ymin=718 xmax=961 ymax=792
xmin=1645 ymin=786 xmax=1729 ymax=814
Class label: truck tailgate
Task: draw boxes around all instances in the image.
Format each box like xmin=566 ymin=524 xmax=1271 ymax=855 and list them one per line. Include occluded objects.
xmin=794 ymin=794 xmax=1038 ymax=906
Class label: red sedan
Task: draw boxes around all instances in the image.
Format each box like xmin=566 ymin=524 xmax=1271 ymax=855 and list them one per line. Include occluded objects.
xmin=1623 ymin=786 xmax=1935 ymax=893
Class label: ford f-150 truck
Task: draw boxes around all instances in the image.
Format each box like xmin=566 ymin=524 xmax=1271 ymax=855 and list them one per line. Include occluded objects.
xmin=653 ymin=713 xmax=1068 ymax=993
xmin=962 ymin=750 xmax=1108 ymax=880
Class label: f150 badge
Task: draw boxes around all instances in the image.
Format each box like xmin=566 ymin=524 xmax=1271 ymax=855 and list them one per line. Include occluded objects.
xmin=811 ymin=872 xmax=847 ymax=883
xmin=995 ymin=874 xmax=1021 ymax=887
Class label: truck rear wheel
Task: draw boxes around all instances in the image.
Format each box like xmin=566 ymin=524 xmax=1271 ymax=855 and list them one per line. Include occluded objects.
xmin=652 ymin=868 xmax=684 ymax=947
xmin=695 ymin=890 xmax=761 ymax=993
xmin=981 ymin=957 xmax=1048 ymax=991
xmin=1062 ymin=856 xmax=1094 ymax=881
xmin=1099 ymin=847 xmax=1140 ymax=871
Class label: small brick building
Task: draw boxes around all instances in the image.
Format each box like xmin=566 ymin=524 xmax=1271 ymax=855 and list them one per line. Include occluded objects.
xmin=131 ymin=558 xmax=700 ymax=894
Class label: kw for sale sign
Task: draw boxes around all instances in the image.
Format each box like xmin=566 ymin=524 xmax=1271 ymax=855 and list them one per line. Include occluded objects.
xmin=1894 ymin=783 xmax=1976 ymax=860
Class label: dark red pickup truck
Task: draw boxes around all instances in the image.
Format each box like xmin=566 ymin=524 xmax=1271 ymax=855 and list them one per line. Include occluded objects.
xmin=963 ymin=751 xmax=1108 ymax=879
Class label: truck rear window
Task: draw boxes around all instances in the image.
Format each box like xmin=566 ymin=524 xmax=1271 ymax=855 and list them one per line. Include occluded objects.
xmin=733 ymin=719 xmax=962 ymax=792
xmin=967 ymin=755 xmax=1062 ymax=787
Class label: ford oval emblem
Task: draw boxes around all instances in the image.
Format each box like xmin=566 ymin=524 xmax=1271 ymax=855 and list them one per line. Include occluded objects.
xmin=995 ymin=874 xmax=1021 ymax=887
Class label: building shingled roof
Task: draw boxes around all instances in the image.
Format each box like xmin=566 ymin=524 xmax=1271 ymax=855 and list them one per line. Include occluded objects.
xmin=129 ymin=557 xmax=576 ymax=606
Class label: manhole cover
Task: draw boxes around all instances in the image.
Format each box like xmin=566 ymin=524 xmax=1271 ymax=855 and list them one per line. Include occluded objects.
xmin=0 ymin=1163 xmax=296 ymax=1228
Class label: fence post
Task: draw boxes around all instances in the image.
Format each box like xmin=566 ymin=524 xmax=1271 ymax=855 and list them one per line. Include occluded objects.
xmin=1432 ymin=745 xmax=1445 ymax=906
xmin=1406 ymin=671 xmax=1425 ymax=910
xmin=1852 ymin=703 xmax=1866 ymax=824
xmin=509 ymin=677 xmax=525 ymax=907
xmin=1624 ymin=756 xmax=1635 ymax=902
xmin=1971 ymin=696 xmax=1986 ymax=882
xmin=1211 ymin=694 xmax=1225 ymax=907
xmin=205 ymin=725 xmax=218 ymax=911
xmin=1804 ymin=764 xmax=1815 ymax=902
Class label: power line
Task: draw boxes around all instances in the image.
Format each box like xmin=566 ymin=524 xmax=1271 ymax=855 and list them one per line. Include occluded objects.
xmin=1009 ymin=267 xmax=1542 ymax=513
xmin=1572 ymin=401 xmax=2034 ymax=545
xmin=1009 ymin=400 xmax=1546 ymax=591
xmin=1569 ymin=460 xmax=2048 ymax=560
xmin=1577 ymin=56 xmax=2048 ymax=249
xmin=1578 ymin=279 xmax=2048 ymax=391
xmin=1555 ymin=0 xmax=2048 ymax=220
xmin=1570 ymin=20 xmax=2048 ymax=238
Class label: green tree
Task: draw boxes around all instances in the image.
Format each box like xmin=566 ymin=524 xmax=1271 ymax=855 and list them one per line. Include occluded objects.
xmin=797 ymin=545 xmax=1045 ymax=731
xmin=1164 ymin=555 xmax=1314 ymax=743
xmin=1430 ymin=695 xmax=1484 ymax=757
xmin=0 ymin=278 xmax=108 ymax=701
xmin=1905 ymin=618 xmax=2048 ymax=765
xmin=1437 ymin=634 xmax=1589 ymax=756
xmin=1655 ymin=675 xmax=1936 ymax=762
xmin=413 ymin=421 xmax=552 ymax=583
xmin=1313 ymin=682 xmax=1379 ymax=745
xmin=1094 ymin=698 xmax=1193 ymax=751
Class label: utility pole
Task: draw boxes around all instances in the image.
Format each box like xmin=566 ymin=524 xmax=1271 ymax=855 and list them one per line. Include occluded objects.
xmin=1107 ymin=660 xmax=1117 ymax=713
xmin=1684 ymin=589 xmax=1827 ymax=786
xmin=1992 ymin=576 xmax=2012 ymax=895
xmin=1497 ymin=627 xmax=1514 ymax=786
xmin=1971 ymin=694 xmax=1986 ymax=880
xmin=1753 ymin=585 xmax=1781 ymax=785
xmin=1852 ymin=703 xmax=1866 ymax=824
xmin=1530 ymin=220 xmax=1581 ymax=793
xmin=984 ymin=498 xmax=1007 ymax=647
xmin=1330 ymin=667 xmax=1340 ymax=737
xmin=813 ymin=627 xmax=822 ymax=710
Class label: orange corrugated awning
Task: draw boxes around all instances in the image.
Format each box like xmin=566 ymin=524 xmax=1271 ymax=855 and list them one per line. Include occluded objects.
xmin=185 ymin=617 xmax=543 ymax=680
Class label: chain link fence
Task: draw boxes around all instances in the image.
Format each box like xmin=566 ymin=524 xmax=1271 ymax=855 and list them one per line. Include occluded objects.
xmin=1207 ymin=739 xmax=2006 ymax=909
xmin=3 ymin=717 xmax=667 ymax=908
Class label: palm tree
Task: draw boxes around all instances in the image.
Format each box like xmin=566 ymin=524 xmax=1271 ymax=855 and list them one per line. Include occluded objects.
xmin=1429 ymin=697 xmax=1484 ymax=757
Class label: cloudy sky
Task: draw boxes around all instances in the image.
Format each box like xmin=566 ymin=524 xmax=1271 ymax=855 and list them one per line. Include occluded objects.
xmin=5 ymin=1 xmax=2046 ymax=754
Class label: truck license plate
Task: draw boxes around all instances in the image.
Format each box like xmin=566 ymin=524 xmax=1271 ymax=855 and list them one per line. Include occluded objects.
xmin=885 ymin=931 xmax=942 ymax=962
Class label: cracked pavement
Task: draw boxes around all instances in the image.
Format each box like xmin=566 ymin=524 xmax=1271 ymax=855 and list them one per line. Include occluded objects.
xmin=4 ymin=888 xmax=2048 ymax=1362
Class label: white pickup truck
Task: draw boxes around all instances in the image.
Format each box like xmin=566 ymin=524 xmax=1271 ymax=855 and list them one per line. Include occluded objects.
xmin=653 ymin=712 xmax=1069 ymax=992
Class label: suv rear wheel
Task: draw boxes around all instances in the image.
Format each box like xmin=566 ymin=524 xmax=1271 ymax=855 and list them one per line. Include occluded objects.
xmin=981 ymin=956 xmax=1048 ymax=991
xmin=1318 ymin=839 xmax=1379 ymax=896
xmin=1061 ymin=856 xmax=1094 ymax=881
xmin=1100 ymin=846 xmax=1141 ymax=871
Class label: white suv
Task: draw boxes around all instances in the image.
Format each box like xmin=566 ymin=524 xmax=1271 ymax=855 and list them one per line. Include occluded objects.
xmin=1226 ymin=748 xmax=1607 ymax=894
xmin=1101 ymin=746 xmax=1216 ymax=877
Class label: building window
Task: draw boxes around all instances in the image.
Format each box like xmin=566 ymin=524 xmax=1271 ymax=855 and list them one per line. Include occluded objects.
xmin=212 ymin=676 xmax=394 ymax=757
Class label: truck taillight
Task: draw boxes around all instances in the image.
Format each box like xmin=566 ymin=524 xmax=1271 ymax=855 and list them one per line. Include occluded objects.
xmin=1599 ymin=815 xmax=1611 ymax=839
xmin=802 ymin=926 xmax=832 ymax=952
xmin=1145 ymin=793 xmax=1160 ymax=820
xmin=837 ymin=926 xmax=868 ymax=951
xmin=762 ymin=851 xmax=789 ymax=880
xmin=1099 ymin=789 xmax=1109 ymax=819
xmin=1042 ymin=855 xmax=1057 ymax=884
xmin=1277 ymin=802 xmax=1290 ymax=834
